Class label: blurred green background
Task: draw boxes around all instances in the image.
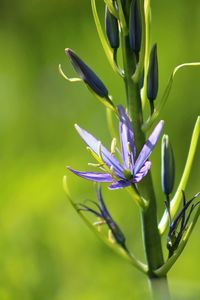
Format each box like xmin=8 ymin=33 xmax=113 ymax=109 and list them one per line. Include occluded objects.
xmin=0 ymin=0 xmax=200 ymax=299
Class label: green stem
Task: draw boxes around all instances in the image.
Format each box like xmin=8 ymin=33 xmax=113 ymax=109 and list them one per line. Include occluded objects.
xmin=149 ymin=277 xmax=171 ymax=300
xmin=121 ymin=16 xmax=171 ymax=300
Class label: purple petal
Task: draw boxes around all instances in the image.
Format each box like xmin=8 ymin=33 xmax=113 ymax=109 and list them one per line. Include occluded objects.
xmin=75 ymin=124 xmax=124 ymax=177
xmin=109 ymin=180 xmax=131 ymax=190
xmin=133 ymin=161 xmax=151 ymax=183
xmin=134 ymin=120 xmax=164 ymax=175
xmin=67 ymin=167 xmax=113 ymax=182
xmin=118 ymin=106 xmax=135 ymax=171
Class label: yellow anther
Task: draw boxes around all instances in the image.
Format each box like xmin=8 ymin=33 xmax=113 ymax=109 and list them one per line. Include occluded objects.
xmin=127 ymin=142 xmax=131 ymax=154
xmin=97 ymin=141 xmax=103 ymax=161
xmin=88 ymin=163 xmax=104 ymax=167
xmin=110 ymin=137 xmax=117 ymax=155
xmin=93 ymin=219 xmax=105 ymax=232
xmin=108 ymin=229 xmax=115 ymax=244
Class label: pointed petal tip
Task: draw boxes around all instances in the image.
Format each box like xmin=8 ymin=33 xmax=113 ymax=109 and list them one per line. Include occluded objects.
xmin=155 ymin=119 xmax=164 ymax=133
xmin=74 ymin=123 xmax=82 ymax=134
xmin=65 ymin=48 xmax=71 ymax=54
xmin=74 ymin=123 xmax=79 ymax=129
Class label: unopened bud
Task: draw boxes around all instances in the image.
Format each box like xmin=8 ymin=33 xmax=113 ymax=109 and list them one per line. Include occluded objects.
xmin=65 ymin=48 xmax=108 ymax=98
xmin=129 ymin=0 xmax=142 ymax=53
xmin=105 ymin=6 xmax=119 ymax=49
xmin=147 ymin=44 xmax=159 ymax=101
xmin=161 ymin=135 xmax=175 ymax=196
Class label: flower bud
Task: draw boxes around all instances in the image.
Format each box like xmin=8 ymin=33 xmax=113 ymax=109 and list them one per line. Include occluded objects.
xmin=105 ymin=6 xmax=119 ymax=49
xmin=97 ymin=185 xmax=126 ymax=247
xmin=147 ymin=44 xmax=158 ymax=101
xmin=129 ymin=0 xmax=142 ymax=53
xmin=161 ymin=135 xmax=175 ymax=196
xmin=65 ymin=48 xmax=108 ymax=98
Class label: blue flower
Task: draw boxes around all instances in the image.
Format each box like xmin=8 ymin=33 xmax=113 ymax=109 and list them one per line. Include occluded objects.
xmin=68 ymin=105 xmax=164 ymax=189
xmin=77 ymin=184 xmax=126 ymax=247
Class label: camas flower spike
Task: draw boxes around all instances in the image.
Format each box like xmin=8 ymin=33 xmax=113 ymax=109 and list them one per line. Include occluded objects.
xmin=67 ymin=106 xmax=164 ymax=190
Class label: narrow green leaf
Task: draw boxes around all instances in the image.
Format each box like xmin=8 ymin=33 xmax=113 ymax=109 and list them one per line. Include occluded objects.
xmin=143 ymin=62 xmax=200 ymax=131
xmin=91 ymin=0 xmax=123 ymax=76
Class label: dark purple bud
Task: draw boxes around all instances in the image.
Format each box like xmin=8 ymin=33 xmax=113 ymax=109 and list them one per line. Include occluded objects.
xmin=147 ymin=44 xmax=158 ymax=101
xmin=65 ymin=48 xmax=108 ymax=98
xmin=129 ymin=0 xmax=142 ymax=53
xmin=105 ymin=6 xmax=119 ymax=49
xmin=161 ymin=135 xmax=175 ymax=196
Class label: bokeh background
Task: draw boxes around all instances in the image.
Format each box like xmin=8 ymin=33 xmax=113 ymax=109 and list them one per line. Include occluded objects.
xmin=0 ymin=0 xmax=200 ymax=299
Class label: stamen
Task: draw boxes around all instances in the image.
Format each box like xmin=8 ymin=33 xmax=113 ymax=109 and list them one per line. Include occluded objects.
xmin=93 ymin=219 xmax=106 ymax=232
xmin=127 ymin=142 xmax=131 ymax=154
xmin=88 ymin=163 xmax=104 ymax=167
xmin=97 ymin=141 xmax=103 ymax=160
xmin=109 ymin=165 xmax=116 ymax=179
xmin=108 ymin=229 xmax=115 ymax=244
xmin=110 ymin=138 xmax=117 ymax=155
xmin=127 ymin=142 xmax=132 ymax=168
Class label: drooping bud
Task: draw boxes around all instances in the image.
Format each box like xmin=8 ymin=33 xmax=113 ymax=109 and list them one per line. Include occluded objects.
xmin=161 ymin=135 xmax=175 ymax=196
xmin=105 ymin=6 xmax=119 ymax=49
xmin=97 ymin=185 xmax=126 ymax=247
xmin=129 ymin=0 xmax=142 ymax=53
xmin=65 ymin=48 xmax=108 ymax=98
xmin=147 ymin=44 xmax=158 ymax=101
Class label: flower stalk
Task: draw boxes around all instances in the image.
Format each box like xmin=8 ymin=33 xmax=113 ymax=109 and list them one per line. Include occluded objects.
xmin=119 ymin=1 xmax=171 ymax=299
xmin=61 ymin=1 xmax=200 ymax=300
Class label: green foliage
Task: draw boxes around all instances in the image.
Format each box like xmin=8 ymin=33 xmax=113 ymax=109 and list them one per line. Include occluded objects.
xmin=0 ymin=0 xmax=200 ymax=299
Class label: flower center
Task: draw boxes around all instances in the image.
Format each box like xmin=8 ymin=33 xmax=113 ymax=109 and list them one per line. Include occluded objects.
xmin=123 ymin=169 xmax=133 ymax=181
